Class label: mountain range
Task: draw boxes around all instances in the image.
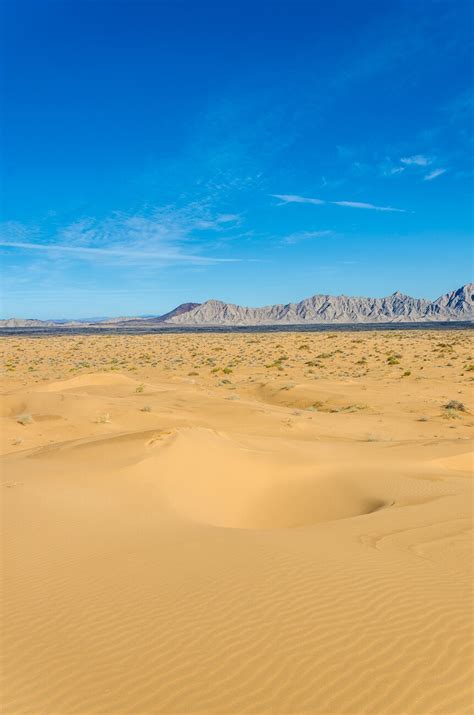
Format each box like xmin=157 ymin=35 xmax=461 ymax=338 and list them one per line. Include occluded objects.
xmin=1 ymin=285 xmax=472 ymax=328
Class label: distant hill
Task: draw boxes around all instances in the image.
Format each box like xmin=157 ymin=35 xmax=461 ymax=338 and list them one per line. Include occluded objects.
xmin=166 ymin=284 xmax=473 ymax=325
xmin=0 ymin=318 xmax=59 ymax=328
xmin=159 ymin=302 xmax=201 ymax=321
xmin=1 ymin=286 xmax=472 ymax=328
xmin=0 ymin=303 xmax=201 ymax=328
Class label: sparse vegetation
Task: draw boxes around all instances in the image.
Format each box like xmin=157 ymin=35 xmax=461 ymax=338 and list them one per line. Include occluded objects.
xmin=444 ymin=400 xmax=465 ymax=412
xmin=96 ymin=413 xmax=111 ymax=424
xmin=17 ymin=413 xmax=33 ymax=426
xmin=443 ymin=408 xmax=461 ymax=420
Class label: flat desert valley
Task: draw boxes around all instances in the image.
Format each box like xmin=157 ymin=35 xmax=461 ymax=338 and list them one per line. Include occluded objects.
xmin=1 ymin=329 xmax=473 ymax=715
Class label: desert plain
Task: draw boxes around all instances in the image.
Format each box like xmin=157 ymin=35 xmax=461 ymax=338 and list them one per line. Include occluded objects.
xmin=1 ymin=329 xmax=473 ymax=715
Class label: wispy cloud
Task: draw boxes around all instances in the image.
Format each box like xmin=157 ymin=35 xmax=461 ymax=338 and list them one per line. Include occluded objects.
xmin=387 ymin=166 xmax=405 ymax=175
xmin=400 ymin=154 xmax=432 ymax=166
xmin=0 ymin=207 xmax=244 ymax=266
xmin=271 ymin=194 xmax=406 ymax=212
xmin=272 ymin=194 xmax=325 ymax=206
xmin=0 ymin=240 xmax=239 ymax=264
xmin=333 ymin=200 xmax=402 ymax=211
xmin=388 ymin=154 xmax=449 ymax=182
xmin=281 ymin=230 xmax=333 ymax=245
xmin=424 ymin=168 xmax=447 ymax=181
xmin=193 ymin=213 xmax=241 ymax=230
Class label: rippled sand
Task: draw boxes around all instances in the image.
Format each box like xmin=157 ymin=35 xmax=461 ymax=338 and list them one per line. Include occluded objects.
xmin=1 ymin=330 xmax=473 ymax=714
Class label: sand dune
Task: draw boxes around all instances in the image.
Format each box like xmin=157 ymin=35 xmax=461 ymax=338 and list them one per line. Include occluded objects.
xmin=1 ymin=330 xmax=473 ymax=714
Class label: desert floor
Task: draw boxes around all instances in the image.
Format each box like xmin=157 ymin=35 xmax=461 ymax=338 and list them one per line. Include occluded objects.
xmin=1 ymin=329 xmax=473 ymax=715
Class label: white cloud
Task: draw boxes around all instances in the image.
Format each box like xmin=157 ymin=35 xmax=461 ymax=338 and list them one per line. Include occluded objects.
xmin=193 ymin=213 xmax=241 ymax=230
xmin=0 ymin=207 xmax=244 ymax=266
xmin=0 ymin=240 xmax=239 ymax=264
xmin=400 ymin=154 xmax=432 ymax=166
xmin=271 ymin=194 xmax=325 ymax=205
xmin=281 ymin=230 xmax=333 ymax=245
xmin=388 ymin=166 xmax=405 ymax=175
xmin=424 ymin=168 xmax=447 ymax=181
xmin=272 ymin=194 xmax=406 ymax=212
xmin=332 ymin=200 xmax=404 ymax=212
xmin=216 ymin=213 xmax=240 ymax=223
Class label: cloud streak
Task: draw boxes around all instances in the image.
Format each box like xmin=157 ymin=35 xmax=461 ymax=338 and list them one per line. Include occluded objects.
xmin=272 ymin=194 xmax=325 ymax=206
xmin=272 ymin=194 xmax=406 ymax=212
xmin=0 ymin=240 xmax=239 ymax=264
xmin=388 ymin=155 xmax=448 ymax=182
xmin=0 ymin=206 xmax=244 ymax=267
xmin=400 ymin=154 xmax=432 ymax=166
xmin=424 ymin=168 xmax=447 ymax=181
xmin=280 ymin=230 xmax=333 ymax=245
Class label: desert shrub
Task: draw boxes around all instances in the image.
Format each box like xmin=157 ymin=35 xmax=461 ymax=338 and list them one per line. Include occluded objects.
xmin=443 ymin=408 xmax=460 ymax=420
xmin=444 ymin=400 xmax=465 ymax=411
xmin=96 ymin=413 xmax=111 ymax=424
xmin=17 ymin=413 xmax=33 ymax=425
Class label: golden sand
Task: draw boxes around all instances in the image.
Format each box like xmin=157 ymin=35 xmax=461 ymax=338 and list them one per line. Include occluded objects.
xmin=1 ymin=330 xmax=473 ymax=714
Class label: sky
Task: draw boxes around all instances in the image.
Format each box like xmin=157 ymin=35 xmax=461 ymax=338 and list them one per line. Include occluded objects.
xmin=1 ymin=0 xmax=473 ymax=319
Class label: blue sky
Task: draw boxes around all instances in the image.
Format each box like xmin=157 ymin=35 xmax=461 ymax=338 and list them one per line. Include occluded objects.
xmin=1 ymin=0 xmax=473 ymax=318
